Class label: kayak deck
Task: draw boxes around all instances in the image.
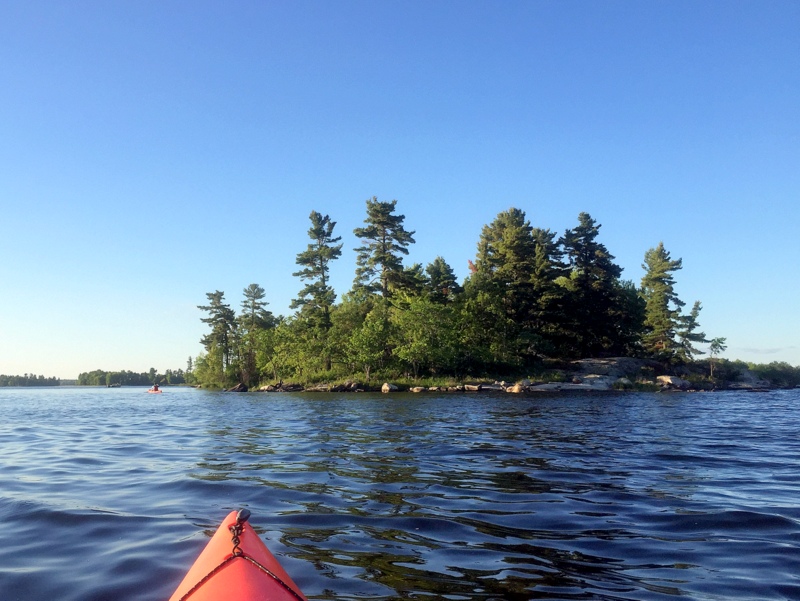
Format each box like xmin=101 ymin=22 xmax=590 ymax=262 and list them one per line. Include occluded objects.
xmin=168 ymin=509 xmax=306 ymax=601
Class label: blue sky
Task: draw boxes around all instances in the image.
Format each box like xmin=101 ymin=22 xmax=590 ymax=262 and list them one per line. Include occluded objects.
xmin=1 ymin=1 xmax=798 ymax=378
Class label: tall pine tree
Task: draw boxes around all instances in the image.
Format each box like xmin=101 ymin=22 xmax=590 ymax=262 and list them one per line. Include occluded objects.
xmin=239 ymin=283 xmax=274 ymax=387
xmin=676 ymin=300 xmax=707 ymax=363
xmin=641 ymin=242 xmax=685 ymax=361
xmin=197 ymin=290 xmax=237 ymax=385
xmin=353 ymin=197 xmax=415 ymax=298
xmin=291 ymin=211 xmax=342 ymax=329
xmin=560 ymin=212 xmax=624 ymax=357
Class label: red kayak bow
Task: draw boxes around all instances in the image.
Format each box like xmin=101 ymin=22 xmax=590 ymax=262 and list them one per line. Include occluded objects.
xmin=168 ymin=509 xmax=306 ymax=601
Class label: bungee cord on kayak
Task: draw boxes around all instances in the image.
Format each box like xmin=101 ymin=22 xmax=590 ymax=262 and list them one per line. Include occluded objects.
xmin=169 ymin=509 xmax=307 ymax=601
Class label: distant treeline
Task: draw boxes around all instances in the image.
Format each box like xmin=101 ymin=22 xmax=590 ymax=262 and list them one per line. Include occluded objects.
xmin=193 ymin=199 xmax=734 ymax=389
xmin=0 ymin=374 xmax=60 ymax=387
xmin=77 ymin=368 xmax=189 ymax=386
xmin=749 ymin=361 xmax=800 ymax=388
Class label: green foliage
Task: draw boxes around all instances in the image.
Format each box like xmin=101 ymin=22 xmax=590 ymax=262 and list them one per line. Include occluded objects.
xmin=197 ymin=291 xmax=237 ymax=373
xmin=708 ymin=337 xmax=727 ymax=378
xmin=346 ymin=300 xmax=392 ymax=381
xmin=239 ymin=283 xmax=275 ymax=387
xmin=675 ymin=301 xmax=708 ymax=363
xmin=611 ymin=279 xmax=647 ymax=357
xmin=291 ymin=211 xmax=342 ymax=328
xmin=188 ymin=203 xmax=738 ymax=387
xmin=390 ymin=293 xmax=459 ymax=378
xmin=425 ymin=256 xmax=462 ymax=302
xmin=748 ymin=361 xmax=800 ymax=388
xmin=0 ymin=373 xmax=60 ymax=386
xmin=193 ymin=350 xmax=226 ymax=389
xmin=468 ymin=208 xmax=542 ymax=365
xmin=559 ymin=212 xmax=626 ymax=357
xmin=640 ymin=242 xmax=686 ymax=361
xmin=76 ymin=368 xmax=185 ymax=386
xmin=353 ymin=197 xmax=416 ymax=297
xmin=241 ymin=284 xmax=276 ymax=332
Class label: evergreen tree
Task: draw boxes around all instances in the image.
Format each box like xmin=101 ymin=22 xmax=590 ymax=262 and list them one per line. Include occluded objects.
xmin=468 ymin=208 xmax=538 ymax=366
xmin=527 ymin=227 xmax=570 ymax=356
xmin=640 ymin=242 xmax=685 ymax=361
xmin=425 ymin=256 xmax=463 ymax=303
xmin=611 ymin=279 xmax=647 ymax=356
xmin=397 ymin=263 xmax=429 ymax=296
xmin=238 ymin=283 xmax=275 ymax=387
xmin=708 ymin=337 xmax=727 ymax=378
xmin=353 ymin=197 xmax=416 ymax=297
xmin=198 ymin=290 xmax=237 ymax=380
xmin=241 ymin=284 xmax=275 ymax=332
xmin=676 ymin=300 xmax=708 ymax=363
xmin=467 ymin=209 xmax=570 ymax=364
xmin=291 ymin=211 xmax=342 ymax=329
xmin=560 ymin=212 xmax=624 ymax=357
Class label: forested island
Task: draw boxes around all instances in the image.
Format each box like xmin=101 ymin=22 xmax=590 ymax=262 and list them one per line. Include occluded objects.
xmin=7 ymin=200 xmax=797 ymax=391
xmin=189 ymin=198 xmax=800 ymax=391
xmin=77 ymin=368 xmax=188 ymax=387
xmin=0 ymin=374 xmax=60 ymax=387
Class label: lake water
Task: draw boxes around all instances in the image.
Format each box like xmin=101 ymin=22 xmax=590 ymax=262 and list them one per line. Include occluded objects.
xmin=0 ymin=387 xmax=798 ymax=600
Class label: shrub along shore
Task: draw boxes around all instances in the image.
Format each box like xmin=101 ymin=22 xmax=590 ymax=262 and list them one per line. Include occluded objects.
xmin=224 ymin=357 xmax=795 ymax=393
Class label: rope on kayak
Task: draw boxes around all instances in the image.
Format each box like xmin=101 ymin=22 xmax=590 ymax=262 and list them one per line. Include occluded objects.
xmin=174 ymin=554 xmax=238 ymax=601
xmin=175 ymin=509 xmax=305 ymax=601
xmin=174 ymin=551 xmax=306 ymax=601
xmin=240 ymin=554 xmax=307 ymax=601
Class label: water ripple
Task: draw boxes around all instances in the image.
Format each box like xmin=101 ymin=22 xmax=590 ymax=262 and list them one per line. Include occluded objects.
xmin=0 ymin=387 xmax=799 ymax=599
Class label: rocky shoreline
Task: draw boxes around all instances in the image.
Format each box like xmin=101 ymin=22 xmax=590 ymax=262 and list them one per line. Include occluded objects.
xmin=225 ymin=357 xmax=774 ymax=394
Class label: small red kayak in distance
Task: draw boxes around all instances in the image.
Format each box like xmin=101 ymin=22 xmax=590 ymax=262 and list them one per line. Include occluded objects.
xmin=168 ymin=509 xmax=306 ymax=601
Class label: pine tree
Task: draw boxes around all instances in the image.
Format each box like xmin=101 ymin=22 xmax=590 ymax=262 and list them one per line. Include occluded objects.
xmin=676 ymin=300 xmax=708 ymax=363
xmin=239 ymin=283 xmax=275 ymax=386
xmin=640 ymin=242 xmax=685 ymax=361
xmin=241 ymin=284 xmax=275 ymax=332
xmin=396 ymin=263 xmax=429 ymax=296
xmin=353 ymin=197 xmax=416 ymax=297
xmin=708 ymin=337 xmax=727 ymax=378
xmin=291 ymin=211 xmax=342 ymax=329
xmin=425 ymin=256 xmax=463 ymax=303
xmin=560 ymin=212 xmax=624 ymax=357
xmin=528 ymin=226 xmax=570 ymax=356
xmin=469 ymin=208 xmax=538 ymax=366
xmin=467 ymin=208 xmax=572 ymax=365
xmin=197 ymin=290 xmax=237 ymax=382
xmin=610 ymin=279 xmax=646 ymax=356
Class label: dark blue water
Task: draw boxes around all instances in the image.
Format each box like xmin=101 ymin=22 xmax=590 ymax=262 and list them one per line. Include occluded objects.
xmin=0 ymin=387 xmax=798 ymax=600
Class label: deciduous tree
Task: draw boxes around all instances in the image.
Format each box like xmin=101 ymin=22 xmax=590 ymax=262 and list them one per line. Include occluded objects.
xmin=391 ymin=292 xmax=458 ymax=378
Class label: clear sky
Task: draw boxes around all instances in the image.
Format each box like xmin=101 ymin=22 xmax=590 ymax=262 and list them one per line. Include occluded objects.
xmin=1 ymin=0 xmax=798 ymax=379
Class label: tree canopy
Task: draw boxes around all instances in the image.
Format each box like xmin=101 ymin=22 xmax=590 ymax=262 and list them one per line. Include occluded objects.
xmin=192 ymin=200 xmax=722 ymax=388
xmin=353 ymin=197 xmax=416 ymax=297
